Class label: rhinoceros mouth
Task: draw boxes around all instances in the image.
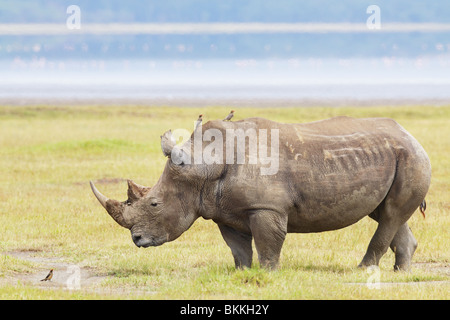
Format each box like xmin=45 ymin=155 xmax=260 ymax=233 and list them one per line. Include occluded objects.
xmin=136 ymin=242 xmax=153 ymax=248
xmin=133 ymin=235 xmax=166 ymax=248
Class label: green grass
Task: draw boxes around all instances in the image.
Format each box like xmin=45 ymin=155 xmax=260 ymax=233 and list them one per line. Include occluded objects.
xmin=0 ymin=104 xmax=449 ymax=299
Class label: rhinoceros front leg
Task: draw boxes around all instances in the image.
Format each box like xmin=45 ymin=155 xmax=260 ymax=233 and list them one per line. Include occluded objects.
xmin=249 ymin=210 xmax=287 ymax=270
xmin=218 ymin=224 xmax=253 ymax=269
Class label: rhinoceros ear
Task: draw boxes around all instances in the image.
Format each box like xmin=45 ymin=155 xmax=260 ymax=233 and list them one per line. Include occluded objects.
xmin=160 ymin=129 xmax=190 ymax=165
xmin=160 ymin=129 xmax=176 ymax=158
xmin=127 ymin=180 xmax=151 ymax=200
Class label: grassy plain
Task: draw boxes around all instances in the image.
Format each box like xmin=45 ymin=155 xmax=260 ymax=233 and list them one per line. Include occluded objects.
xmin=0 ymin=104 xmax=448 ymax=299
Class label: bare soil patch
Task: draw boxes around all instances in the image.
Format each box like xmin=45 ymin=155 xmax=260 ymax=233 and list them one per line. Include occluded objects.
xmin=2 ymin=250 xmax=106 ymax=290
xmin=3 ymin=250 xmax=448 ymax=296
xmin=1 ymin=250 xmax=158 ymax=296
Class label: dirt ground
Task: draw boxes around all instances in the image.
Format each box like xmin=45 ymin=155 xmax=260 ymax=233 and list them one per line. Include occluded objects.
xmin=2 ymin=251 xmax=107 ymax=291
xmin=1 ymin=250 xmax=449 ymax=295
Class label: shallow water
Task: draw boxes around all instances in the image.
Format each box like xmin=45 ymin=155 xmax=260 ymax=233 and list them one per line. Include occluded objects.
xmin=1 ymin=58 xmax=449 ymax=103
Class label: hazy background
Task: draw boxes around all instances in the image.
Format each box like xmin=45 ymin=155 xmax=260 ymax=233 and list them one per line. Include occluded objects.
xmin=1 ymin=0 xmax=449 ymax=105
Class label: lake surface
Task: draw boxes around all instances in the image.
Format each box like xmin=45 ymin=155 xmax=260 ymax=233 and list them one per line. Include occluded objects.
xmin=1 ymin=57 xmax=449 ymax=104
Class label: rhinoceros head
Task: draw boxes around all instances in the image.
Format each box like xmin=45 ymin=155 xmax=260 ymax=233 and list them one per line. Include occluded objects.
xmin=91 ymin=176 xmax=198 ymax=247
xmin=90 ymin=129 xmax=214 ymax=248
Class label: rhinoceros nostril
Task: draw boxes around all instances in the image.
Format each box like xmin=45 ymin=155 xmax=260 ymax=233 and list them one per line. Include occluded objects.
xmin=132 ymin=234 xmax=142 ymax=244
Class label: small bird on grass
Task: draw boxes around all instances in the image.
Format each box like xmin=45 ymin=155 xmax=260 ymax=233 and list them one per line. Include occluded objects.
xmin=223 ymin=110 xmax=234 ymax=121
xmin=40 ymin=269 xmax=53 ymax=281
xmin=195 ymin=114 xmax=203 ymax=130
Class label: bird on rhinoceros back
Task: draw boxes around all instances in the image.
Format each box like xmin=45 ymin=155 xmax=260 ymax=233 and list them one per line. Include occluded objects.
xmin=223 ymin=110 xmax=234 ymax=121
xmin=195 ymin=114 xmax=203 ymax=130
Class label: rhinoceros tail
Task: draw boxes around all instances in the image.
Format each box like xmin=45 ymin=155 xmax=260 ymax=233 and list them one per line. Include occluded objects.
xmin=419 ymin=199 xmax=426 ymax=219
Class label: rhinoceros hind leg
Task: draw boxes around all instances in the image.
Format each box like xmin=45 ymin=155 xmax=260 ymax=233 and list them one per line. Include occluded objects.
xmin=359 ymin=217 xmax=402 ymax=268
xmin=390 ymin=223 xmax=418 ymax=271
xmin=360 ymin=155 xmax=426 ymax=270
xmin=218 ymin=224 xmax=253 ymax=269
xmin=359 ymin=220 xmax=418 ymax=271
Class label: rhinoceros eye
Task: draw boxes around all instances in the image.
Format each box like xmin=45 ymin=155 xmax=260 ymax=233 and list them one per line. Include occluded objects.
xmin=151 ymin=202 xmax=157 ymax=207
xmin=125 ymin=200 xmax=132 ymax=206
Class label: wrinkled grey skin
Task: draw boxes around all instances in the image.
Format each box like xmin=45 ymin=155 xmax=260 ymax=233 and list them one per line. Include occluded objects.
xmin=91 ymin=116 xmax=431 ymax=271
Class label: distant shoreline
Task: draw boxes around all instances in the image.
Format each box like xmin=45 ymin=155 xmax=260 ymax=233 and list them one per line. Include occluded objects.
xmin=1 ymin=97 xmax=448 ymax=107
xmin=3 ymin=23 xmax=450 ymax=35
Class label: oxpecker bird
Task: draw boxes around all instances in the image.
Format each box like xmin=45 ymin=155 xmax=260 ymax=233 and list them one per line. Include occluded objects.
xmin=40 ymin=269 xmax=54 ymax=281
xmin=195 ymin=114 xmax=203 ymax=130
xmin=223 ymin=110 xmax=234 ymax=121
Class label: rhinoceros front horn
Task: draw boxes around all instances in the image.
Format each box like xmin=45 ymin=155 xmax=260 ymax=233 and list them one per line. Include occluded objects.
xmin=90 ymin=181 xmax=108 ymax=208
xmin=90 ymin=181 xmax=130 ymax=228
